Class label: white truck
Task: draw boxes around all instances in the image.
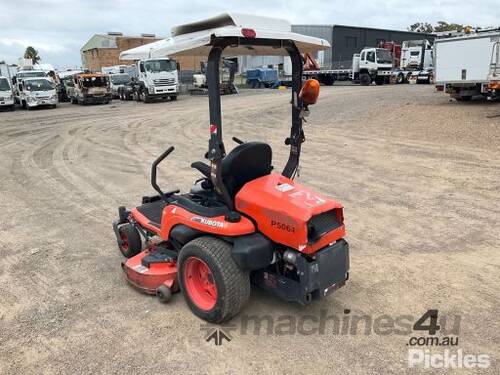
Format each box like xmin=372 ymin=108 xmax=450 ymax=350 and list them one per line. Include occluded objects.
xmin=17 ymin=77 xmax=58 ymax=109
xmin=109 ymin=73 xmax=133 ymax=98
xmin=393 ymin=40 xmax=434 ymax=84
xmin=129 ymin=58 xmax=180 ymax=102
xmin=13 ymin=69 xmax=48 ymax=103
xmin=435 ymin=29 xmax=500 ymax=101
xmin=0 ymin=76 xmax=15 ymax=110
xmin=303 ymin=47 xmax=393 ymax=85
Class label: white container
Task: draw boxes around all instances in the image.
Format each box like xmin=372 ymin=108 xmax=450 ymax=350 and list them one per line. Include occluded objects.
xmin=435 ymin=31 xmax=500 ymax=84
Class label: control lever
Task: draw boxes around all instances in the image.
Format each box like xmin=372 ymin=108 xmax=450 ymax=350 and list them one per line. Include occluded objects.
xmin=232 ymin=136 xmax=245 ymax=144
xmin=151 ymin=146 xmax=178 ymax=202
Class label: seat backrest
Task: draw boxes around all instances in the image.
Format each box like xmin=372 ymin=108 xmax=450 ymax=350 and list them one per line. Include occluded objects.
xmin=222 ymin=142 xmax=272 ymax=198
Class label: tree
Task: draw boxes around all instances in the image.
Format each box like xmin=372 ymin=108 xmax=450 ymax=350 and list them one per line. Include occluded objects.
xmin=408 ymin=21 xmax=467 ymax=34
xmin=408 ymin=22 xmax=434 ymax=33
xmin=433 ymin=21 xmax=464 ymax=32
xmin=24 ymin=46 xmax=41 ymax=64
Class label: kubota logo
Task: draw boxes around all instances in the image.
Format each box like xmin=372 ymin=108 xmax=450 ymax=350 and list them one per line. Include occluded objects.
xmin=191 ymin=216 xmax=224 ymax=228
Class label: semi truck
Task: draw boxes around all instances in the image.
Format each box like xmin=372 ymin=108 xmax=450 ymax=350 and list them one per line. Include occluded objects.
xmin=392 ymin=39 xmax=434 ymax=84
xmin=128 ymin=58 xmax=180 ymax=102
xmin=303 ymin=47 xmax=393 ymax=85
xmin=435 ymin=29 xmax=500 ymax=101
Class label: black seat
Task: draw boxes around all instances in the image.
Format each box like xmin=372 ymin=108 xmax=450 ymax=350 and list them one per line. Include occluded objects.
xmin=191 ymin=142 xmax=272 ymax=198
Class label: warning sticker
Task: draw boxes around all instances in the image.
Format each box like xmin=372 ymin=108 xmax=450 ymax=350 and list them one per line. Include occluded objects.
xmin=133 ymin=265 xmax=149 ymax=274
xmin=276 ymin=183 xmax=294 ymax=192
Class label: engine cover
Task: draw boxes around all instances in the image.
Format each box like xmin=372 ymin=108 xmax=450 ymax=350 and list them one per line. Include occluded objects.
xmin=235 ymin=173 xmax=345 ymax=254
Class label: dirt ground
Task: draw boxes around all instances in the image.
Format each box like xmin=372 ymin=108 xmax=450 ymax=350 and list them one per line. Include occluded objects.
xmin=0 ymin=85 xmax=499 ymax=374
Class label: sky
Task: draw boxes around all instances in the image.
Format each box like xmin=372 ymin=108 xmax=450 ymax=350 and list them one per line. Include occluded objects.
xmin=0 ymin=0 xmax=498 ymax=69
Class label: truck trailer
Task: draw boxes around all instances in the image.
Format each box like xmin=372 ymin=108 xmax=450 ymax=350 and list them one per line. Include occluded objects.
xmin=435 ymin=29 xmax=500 ymax=101
xmin=303 ymin=47 xmax=393 ymax=85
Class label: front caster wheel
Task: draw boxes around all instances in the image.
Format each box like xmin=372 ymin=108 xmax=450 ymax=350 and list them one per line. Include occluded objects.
xmin=117 ymin=223 xmax=142 ymax=258
xmin=156 ymin=285 xmax=172 ymax=303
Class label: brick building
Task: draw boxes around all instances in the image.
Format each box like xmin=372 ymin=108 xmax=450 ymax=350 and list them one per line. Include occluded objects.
xmin=81 ymin=33 xmax=160 ymax=71
xmin=81 ymin=32 xmax=205 ymax=72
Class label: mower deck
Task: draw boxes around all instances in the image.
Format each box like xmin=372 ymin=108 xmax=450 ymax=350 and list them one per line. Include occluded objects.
xmin=121 ymin=246 xmax=178 ymax=295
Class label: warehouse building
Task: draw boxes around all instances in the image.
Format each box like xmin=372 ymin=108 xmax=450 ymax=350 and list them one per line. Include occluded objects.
xmin=81 ymin=32 xmax=160 ymax=71
xmin=291 ymin=24 xmax=435 ymax=69
xmin=237 ymin=25 xmax=434 ymax=73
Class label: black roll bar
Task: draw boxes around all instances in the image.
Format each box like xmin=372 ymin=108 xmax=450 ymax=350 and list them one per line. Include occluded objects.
xmin=206 ymin=37 xmax=305 ymax=209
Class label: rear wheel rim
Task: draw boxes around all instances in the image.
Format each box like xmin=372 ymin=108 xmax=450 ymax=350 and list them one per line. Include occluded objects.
xmin=184 ymin=257 xmax=217 ymax=311
xmin=119 ymin=231 xmax=129 ymax=251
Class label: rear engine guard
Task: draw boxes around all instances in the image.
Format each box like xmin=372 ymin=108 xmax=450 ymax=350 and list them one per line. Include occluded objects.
xmin=251 ymin=239 xmax=349 ymax=304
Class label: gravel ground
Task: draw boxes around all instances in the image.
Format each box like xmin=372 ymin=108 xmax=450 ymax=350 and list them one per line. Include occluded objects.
xmin=0 ymin=85 xmax=499 ymax=374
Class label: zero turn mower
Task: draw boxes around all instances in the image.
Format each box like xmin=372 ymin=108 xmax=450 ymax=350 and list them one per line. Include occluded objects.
xmin=113 ymin=13 xmax=349 ymax=323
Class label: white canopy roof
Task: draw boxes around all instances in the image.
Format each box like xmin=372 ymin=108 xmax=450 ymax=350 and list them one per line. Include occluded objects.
xmin=120 ymin=12 xmax=330 ymax=60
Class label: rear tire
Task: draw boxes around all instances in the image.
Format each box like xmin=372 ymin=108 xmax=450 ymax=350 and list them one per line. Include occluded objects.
xmin=178 ymin=236 xmax=250 ymax=323
xmin=456 ymin=96 xmax=472 ymax=102
xmin=360 ymin=73 xmax=371 ymax=86
xmin=117 ymin=223 xmax=142 ymax=258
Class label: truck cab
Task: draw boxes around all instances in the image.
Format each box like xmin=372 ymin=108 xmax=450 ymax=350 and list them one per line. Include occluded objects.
xmin=13 ymin=70 xmax=47 ymax=102
xmin=18 ymin=77 xmax=58 ymax=109
xmin=0 ymin=76 xmax=15 ymax=110
xmin=70 ymin=73 xmax=112 ymax=105
xmin=109 ymin=73 xmax=132 ymax=98
xmin=400 ymin=40 xmax=433 ymax=70
xmin=352 ymin=47 xmax=393 ymax=85
xmin=135 ymin=58 xmax=179 ymax=102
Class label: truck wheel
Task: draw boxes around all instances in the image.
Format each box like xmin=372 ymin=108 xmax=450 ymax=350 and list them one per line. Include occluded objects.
xmin=178 ymin=236 xmax=250 ymax=323
xmin=456 ymin=96 xmax=472 ymax=102
xmin=375 ymin=76 xmax=385 ymax=85
xmin=396 ymin=73 xmax=404 ymax=84
xmin=22 ymin=100 xmax=27 ymax=109
xmin=360 ymin=73 xmax=371 ymax=86
xmin=322 ymin=75 xmax=335 ymax=86
xmin=170 ymin=95 xmax=177 ymax=101
xmin=117 ymin=223 xmax=142 ymax=258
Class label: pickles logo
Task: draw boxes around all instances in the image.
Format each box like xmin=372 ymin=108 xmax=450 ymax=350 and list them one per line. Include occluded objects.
xmin=192 ymin=217 xmax=224 ymax=228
